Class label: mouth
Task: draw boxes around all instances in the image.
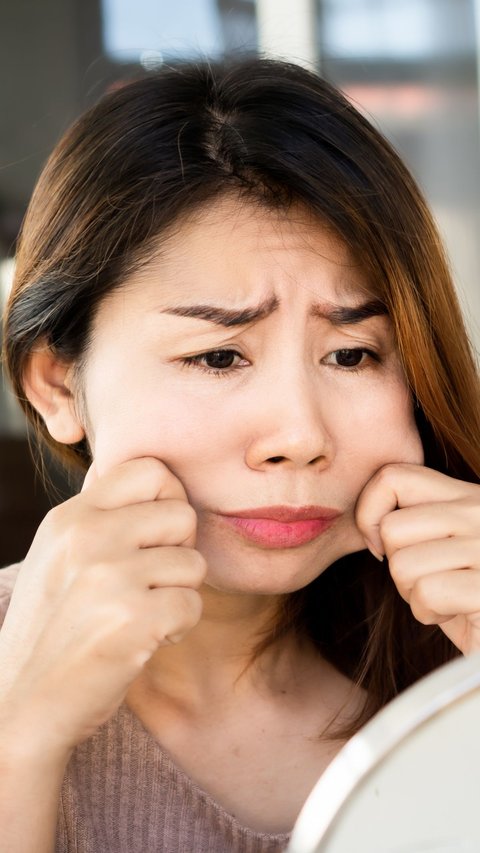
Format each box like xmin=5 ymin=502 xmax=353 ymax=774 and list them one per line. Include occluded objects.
xmin=218 ymin=505 xmax=341 ymax=548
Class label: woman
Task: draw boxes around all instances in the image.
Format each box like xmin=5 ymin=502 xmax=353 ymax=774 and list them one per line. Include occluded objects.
xmin=1 ymin=57 xmax=479 ymax=853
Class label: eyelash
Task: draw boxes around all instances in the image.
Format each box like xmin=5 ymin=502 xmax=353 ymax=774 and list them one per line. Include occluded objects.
xmin=180 ymin=347 xmax=381 ymax=378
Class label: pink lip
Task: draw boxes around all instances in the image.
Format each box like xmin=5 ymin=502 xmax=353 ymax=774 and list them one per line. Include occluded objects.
xmin=219 ymin=505 xmax=340 ymax=548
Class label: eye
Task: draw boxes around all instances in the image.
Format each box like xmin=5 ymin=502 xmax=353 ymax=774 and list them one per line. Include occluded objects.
xmin=180 ymin=346 xmax=381 ymax=378
xmin=324 ymin=348 xmax=380 ymax=370
xmin=181 ymin=349 xmax=245 ymax=377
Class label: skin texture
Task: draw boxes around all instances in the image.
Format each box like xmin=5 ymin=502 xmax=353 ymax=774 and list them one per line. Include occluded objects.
xmin=68 ymin=198 xmax=424 ymax=595
xmin=6 ymin=196 xmax=480 ymax=835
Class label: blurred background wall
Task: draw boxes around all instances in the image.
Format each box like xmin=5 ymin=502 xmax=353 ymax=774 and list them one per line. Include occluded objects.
xmin=1 ymin=0 xmax=479 ymax=566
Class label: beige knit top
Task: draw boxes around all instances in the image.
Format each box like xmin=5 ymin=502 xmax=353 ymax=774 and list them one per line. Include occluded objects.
xmin=0 ymin=566 xmax=291 ymax=852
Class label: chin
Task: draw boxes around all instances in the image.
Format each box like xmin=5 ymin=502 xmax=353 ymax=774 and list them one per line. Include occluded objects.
xmin=198 ymin=526 xmax=365 ymax=596
xmin=203 ymin=568 xmax=329 ymax=597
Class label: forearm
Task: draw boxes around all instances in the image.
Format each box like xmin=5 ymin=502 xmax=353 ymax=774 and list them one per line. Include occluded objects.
xmin=0 ymin=740 xmax=70 ymax=853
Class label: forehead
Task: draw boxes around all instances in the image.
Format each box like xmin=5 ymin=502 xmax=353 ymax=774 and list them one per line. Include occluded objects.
xmin=123 ymin=195 xmax=373 ymax=307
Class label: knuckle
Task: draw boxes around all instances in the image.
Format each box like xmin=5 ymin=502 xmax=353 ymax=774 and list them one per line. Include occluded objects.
xmin=81 ymin=560 xmax=113 ymax=589
xmin=137 ymin=457 xmax=174 ymax=498
xmin=414 ymin=575 xmax=431 ymax=603
xmin=189 ymin=549 xmax=208 ymax=584
xmin=369 ymin=465 xmax=391 ymax=489
xmin=410 ymin=578 xmax=435 ymax=624
xmin=378 ymin=513 xmax=395 ymax=539
xmin=177 ymin=502 xmax=198 ymax=539
xmin=184 ymin=501 xmax=198 ymax=526
xmin=120 ymin=457 xmax=169 ymax=499
xmin=378 ymin=513 xmax=397 ymax=544
xmin=105 ymin=599 xmax=138 ymax=631
xmin=382 ymin=462 xmax=407 ymax=479
xmin=137 ymin=456 xmax=186 ymax=500
xmin=372 ymin=463 xmax=403 ymax=490
xmin=354 ymin=504 xmax=371 ymax=535
xmin=387 ymin=549 xmax=408 ymax=584
xmin=150 ymin=587 xmax=203 ymax=646
xmin=142 ymin=456 xmax=168 ymax=479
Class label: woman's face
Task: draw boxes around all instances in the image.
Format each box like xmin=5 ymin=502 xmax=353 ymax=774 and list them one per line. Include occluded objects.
xmin=76 ymin=197 xmax=423 ymax=594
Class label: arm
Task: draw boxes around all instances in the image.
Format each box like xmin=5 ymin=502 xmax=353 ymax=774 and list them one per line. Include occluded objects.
xmin=0 ymin=458 xmax=205 ymax=850
xmin=0 ymin=739 xmax=70 ymax=853
xmin=0 ymin=564 xmax=66 ymax=852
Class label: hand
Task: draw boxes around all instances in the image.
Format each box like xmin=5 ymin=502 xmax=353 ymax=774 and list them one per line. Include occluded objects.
xmin=0 ymin=457 xmax=207 ymax=757
xmin=356 ymin=463 xmax=480 ymax=655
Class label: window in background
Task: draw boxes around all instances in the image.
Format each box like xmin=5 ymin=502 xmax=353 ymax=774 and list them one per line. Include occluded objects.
xmin=320 ymin=0 xmax=473 ymax=60
xmin=101 ymin=0 xmax=257 ymax=65
xmin=317 ymin=0 xmax=480 ymax=351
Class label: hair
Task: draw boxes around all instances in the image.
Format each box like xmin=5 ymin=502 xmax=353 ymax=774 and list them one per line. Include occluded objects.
xmin=3 ymin=57 xmax=480 ymax=739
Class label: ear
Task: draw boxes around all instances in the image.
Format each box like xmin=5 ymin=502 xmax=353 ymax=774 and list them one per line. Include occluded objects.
xmin=22 ymin=343 xmax=86 ymax=444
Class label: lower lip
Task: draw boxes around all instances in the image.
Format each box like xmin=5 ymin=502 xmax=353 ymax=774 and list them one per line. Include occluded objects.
xmin=220 ymin=516 xmax=338 ymax=548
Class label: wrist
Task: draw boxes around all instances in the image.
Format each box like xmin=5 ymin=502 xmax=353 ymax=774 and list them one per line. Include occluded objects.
xmin=0 ymin=708 xmax=73 ymax=772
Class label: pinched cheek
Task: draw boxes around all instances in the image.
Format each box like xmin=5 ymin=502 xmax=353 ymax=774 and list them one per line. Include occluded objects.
xmin=340 ymin=393 xmax=423 ymax=468
xmin=370 ymin=412 xmax=424 ymax=467
xmin=390 ymin=386 xmax=424 ymax=465
xmin=401 ymin=421 xmax=424 ymax=465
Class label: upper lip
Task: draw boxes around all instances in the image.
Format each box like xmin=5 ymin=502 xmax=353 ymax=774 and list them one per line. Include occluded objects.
xmin=220 ymin=505 xmax=340 ymax=522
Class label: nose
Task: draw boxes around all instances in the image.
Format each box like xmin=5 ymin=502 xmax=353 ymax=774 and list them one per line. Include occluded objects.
xmin=244 ymin=365 xmax=333 ymax=471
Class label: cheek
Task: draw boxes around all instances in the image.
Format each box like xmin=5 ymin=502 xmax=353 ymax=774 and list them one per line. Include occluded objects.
xmin=84 ymin=383 xmax=218 ymax=478
xmin=336 ymin=380 xmax=424 ymax=476
xmin=378 ymin=385 xmax=424 ymax=466
xmin=385 ymin=411 xmax=424 ymax=466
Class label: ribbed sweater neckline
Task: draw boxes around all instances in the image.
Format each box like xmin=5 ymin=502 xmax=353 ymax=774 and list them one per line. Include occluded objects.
xmin=116 ymin=702 xmax=292 ymax=843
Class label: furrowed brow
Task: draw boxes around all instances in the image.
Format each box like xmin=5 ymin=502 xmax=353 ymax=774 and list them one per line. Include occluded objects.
xmin=161 ymin=294 xmax=279 ymax=328
xmin=315 ymin=299 xmax=388 ymax=325
xmin=160 ymin=296 xmax=387 ymax=329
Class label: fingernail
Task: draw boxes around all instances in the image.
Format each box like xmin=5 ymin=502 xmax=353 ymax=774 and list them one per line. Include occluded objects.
xmin=365 ymin=541 xmax=384 ymax=562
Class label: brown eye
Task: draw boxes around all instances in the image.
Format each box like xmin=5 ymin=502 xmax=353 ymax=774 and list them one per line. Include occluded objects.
xmin=334 ymin=349 xmax=365 ymax=367
xmin=181 ymin=348 xmax=245 ymax=377
xmin=323 ymin=348 xmax=380 ymax=370
xmin=203 ymin=350 xmax=237 ymax=369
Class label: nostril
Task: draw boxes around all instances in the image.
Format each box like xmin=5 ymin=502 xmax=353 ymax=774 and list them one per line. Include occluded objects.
xmin=268 ymin=456 xmax=285 ymax=463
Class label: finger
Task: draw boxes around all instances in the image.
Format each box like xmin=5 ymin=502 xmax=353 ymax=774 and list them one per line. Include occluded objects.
xmin=146 ymin=586 xmax=203 ymax=645
xmin=356 ymin=463 xmax=474 ymax=554
xmin=138 ymin=546 xmax=207 ymax=590
xmin=378 ymin=502 xmax=480 ymax=558
xmin=82 ymin=457 xmax=189 ymax=510
xmin=408 ymin=568 xmax=480 ymax=625
xmin=59 ymin=500 xmax=198 ymax=566
xmin=100 ymin=546 xmax=207 ymax=591
xmin=105 ymin=500 xmax=198 ymax=549
xmin=65 ymin=546 xmax=205 ymax=610
xmin=71 ymin=547 xmax=207 ymax=602
xmin=388 ymin=536 xmax=480 ymax=601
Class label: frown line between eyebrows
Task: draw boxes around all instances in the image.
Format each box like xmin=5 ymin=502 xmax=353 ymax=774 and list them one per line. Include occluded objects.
xmin=160 ymin=296 xmax=387 ymax=329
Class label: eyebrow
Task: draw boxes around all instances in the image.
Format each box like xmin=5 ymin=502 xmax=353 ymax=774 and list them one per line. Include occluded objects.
xmin=161 ymin=295 xmax=387 ymax=328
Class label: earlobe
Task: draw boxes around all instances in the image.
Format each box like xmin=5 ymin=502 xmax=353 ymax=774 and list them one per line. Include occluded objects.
xmin=22 ymin=344 xmax=86 ymax=444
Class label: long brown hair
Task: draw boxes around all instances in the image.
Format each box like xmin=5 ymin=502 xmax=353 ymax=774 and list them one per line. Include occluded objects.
xmin=3 ymin=58 xmax=480 ymax=738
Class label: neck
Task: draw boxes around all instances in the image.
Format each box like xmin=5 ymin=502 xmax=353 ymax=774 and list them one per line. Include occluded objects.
xmin=130 ymin=585 xmax=304 ymax=708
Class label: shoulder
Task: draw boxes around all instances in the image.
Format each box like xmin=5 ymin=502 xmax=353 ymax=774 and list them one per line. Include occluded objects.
xmin=0 ymin=563 xmax=22 ymax=629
